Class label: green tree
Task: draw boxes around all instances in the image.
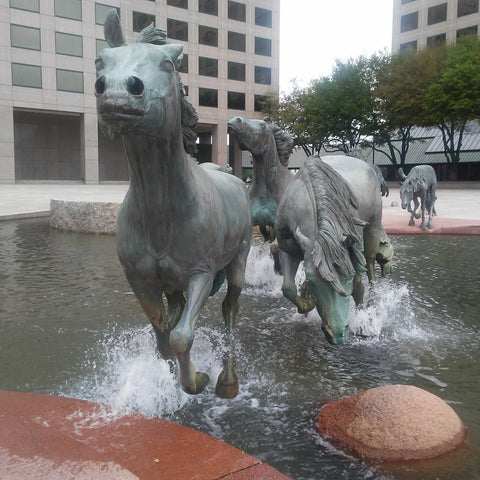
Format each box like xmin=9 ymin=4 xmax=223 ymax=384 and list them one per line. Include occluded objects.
xmin=261 ymin=81 xmax=326 ymax=156
xmin=424 ymin=35 xmax=480 ymax=164
xmin=374 ymin=45 xmax=447 ymax=165
xmin=306 ymin=55 xmax=379 ymax=153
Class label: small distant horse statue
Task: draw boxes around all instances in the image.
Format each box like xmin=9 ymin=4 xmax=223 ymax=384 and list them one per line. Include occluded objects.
xmin=275 ymin=156 xmax=380 ymax=345
xmin=95 ymin=11 xmax=252 ymax=397
xmin=398 ymin=165 xmax=437 ymax=230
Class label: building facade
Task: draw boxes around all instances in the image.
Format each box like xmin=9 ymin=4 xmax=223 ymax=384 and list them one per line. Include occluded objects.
xmin=393 ymin=0 xmax=480 ymax=52
xmin=1 ymin=0 xmax=279 ymax=183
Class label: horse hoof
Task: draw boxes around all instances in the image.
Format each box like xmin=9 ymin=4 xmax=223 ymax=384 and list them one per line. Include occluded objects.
xmin=215 ymin=371 xmax=239 ymax=399
xmin=408 ymin=220 xmax=415 ymax=226
xmin=427 ymin=224 xmax=433 ymax=230
xmin=215 ymin=380 xmax=239 ymax=399
xmin=182 ymin=372 xmax=209 ymax=395
xmin=414 ymin=213 xmax=421 ymax=220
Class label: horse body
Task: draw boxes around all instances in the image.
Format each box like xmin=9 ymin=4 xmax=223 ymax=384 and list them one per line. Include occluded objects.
xmin=322 ymin=155 xmax=383 ymax=282
xmin=96 ymin=11 xmax=252 ymax=397
xmin=398 ymin=165 xmax=437 ymax=230
xmin=275 ymin=157 xmax=371 ymax=345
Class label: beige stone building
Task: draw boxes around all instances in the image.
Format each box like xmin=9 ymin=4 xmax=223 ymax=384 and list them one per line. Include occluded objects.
xmin=393 ymin=0 xmax=480 ymax=52
xmin=1 ymin=0 xmax=279 ymax=183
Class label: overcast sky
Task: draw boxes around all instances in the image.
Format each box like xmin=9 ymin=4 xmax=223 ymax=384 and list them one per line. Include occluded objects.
xmin=280 ymin=1 xmax=394 ymax=92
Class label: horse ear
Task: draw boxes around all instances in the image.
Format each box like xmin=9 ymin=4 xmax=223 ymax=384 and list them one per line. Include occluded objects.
xmin=104 ymin=9 xmax=126 ymax=48
xmin=164 ymin=44 xmax=184 ymax=70
xmin=263 ymin=116 xmax=273 ymax=124
xmin=398 ymin=167 xmax=407 ymax=182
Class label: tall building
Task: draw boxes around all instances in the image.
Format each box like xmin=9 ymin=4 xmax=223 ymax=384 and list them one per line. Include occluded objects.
xmin=393 ymin=0 xmax=480 ymax=52
xmin=0 ymin=0 xmax=279 ymax=183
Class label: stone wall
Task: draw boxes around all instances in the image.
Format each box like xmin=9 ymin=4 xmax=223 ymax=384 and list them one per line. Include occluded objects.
xmin=50 ymin=200 xmax=120 ymax=234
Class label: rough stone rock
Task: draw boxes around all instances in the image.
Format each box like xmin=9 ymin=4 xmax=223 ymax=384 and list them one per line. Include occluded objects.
xmin=316 ymin=385 xmax=466 ymax=461
xmin=50 ymin=200 xmax=121 ymax=234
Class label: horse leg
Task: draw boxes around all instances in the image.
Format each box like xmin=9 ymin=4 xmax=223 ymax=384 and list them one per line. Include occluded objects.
xmin=215 ymin=249 xmax=248 ymax=399
xmin=409 ymin=197 xmax=419 ymax=226
xmin=169 ymin=273 xmax=213 ymax=395
xmin=419 ymin=192 xmax=427 ymax=230
xmin=279 ymin=251 xmax=315 ymax=314
xmin=270 ymin=238 xmax=282 ymax=275
xmin=351 ymin=273 xmax=365 ymax=307
xmin=426 ymin=187 xmax=436 ymax=229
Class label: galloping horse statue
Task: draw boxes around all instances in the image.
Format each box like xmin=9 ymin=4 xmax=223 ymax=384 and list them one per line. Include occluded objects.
xmin=275 ymin=156 xmax=381 ymax=345
xmin=398 ymin=165 xmax=437 ymax=230
xmin=95 ymin=11 xmax=252 ymax=397
xmin=228 ymin=116 xmax=293 ymax=243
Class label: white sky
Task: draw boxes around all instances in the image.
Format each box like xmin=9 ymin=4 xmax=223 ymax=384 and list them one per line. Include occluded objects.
xmin=280 ymin=1 xmax=393 ymax=92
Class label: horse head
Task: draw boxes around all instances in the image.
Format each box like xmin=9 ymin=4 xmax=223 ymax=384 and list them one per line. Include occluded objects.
xmin=95 ymin=10 xmax=197 ymax=153
xmin=228 ymin=117 xmax=292 ymax=167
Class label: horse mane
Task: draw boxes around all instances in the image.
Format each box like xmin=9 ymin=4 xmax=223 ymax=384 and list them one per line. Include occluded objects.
xmin=305 ymin=157 xmax=366 ymax=295
xmin=406 ymin=168 xmax=426 ymax=191
xmin=266 ymin=118 xmax=293 ymax=167
xmin=137 ymin=24 xmax=199 ymax=156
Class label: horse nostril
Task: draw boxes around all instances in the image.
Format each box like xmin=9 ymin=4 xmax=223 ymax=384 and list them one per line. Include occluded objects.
xmin=95 ymin=76 xmax=106 ymax=95
xmin=127 ymin=76 xmax=144 ymax=96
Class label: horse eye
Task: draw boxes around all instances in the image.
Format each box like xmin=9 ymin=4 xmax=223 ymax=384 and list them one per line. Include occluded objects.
xmin=161 ymin=60 xmax=174 ymax=73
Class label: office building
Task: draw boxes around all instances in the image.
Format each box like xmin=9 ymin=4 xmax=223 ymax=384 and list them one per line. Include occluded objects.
xmin=1 ymin=0 xmax=279 ymax=183
xmin=393 ymin=0 xmax=480 ymax=52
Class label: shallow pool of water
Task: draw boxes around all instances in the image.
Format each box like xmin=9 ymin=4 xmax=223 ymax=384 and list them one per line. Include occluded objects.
xmin=1 ymin=218 xmax=479 ymax=479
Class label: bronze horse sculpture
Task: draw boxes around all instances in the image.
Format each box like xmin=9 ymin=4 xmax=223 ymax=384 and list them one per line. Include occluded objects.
xmin=228 ymin=117 xmax=384 ymax=344
xmin=275 ymin=156 xmax=378 ymax=345
xmin=95 ymin=11 xmax=252 ymax=397
xmin=398 ymin=165 xmax=437 ymax=230
xmin=228 ymin=116 xmax=293 ymax=243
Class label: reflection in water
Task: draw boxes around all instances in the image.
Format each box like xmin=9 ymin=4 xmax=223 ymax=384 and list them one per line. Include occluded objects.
xmin=0 ymin=218 xmax=479 ymax=479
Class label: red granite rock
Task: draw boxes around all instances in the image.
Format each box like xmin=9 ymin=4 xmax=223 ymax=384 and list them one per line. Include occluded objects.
xmin=316 ymin=385 xmax=466 ymax=461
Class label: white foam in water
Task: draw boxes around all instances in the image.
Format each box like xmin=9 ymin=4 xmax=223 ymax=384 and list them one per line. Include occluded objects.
xmin=349 ymin=280 xmax=417 ymax=338
xmin=70 ymin=324 xmax=225 ymax=417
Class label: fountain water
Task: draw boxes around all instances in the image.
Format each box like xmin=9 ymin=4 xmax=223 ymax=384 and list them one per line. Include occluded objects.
xmin=0 ymin=218 xmax=478 ymax=479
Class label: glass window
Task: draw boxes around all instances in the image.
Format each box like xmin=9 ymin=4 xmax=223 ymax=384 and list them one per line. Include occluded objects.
xmin=199 ymin=57 xmax=218 ymax=77
xmin=228 ymin=31 xmax=245 ymax=51
xmin=255 ymin=66 xmax=271 ymax=85
xmin=54 ymin=0 xmax=82 ymax=20
xmin=168 ymin=18 xmax=188 ymax=41
xmin=133 ymin=12 xmax=155 ymax=32
xmin=199 ymin=25 xmax=218 ymax=46
xmin=458 ymin=0 xmax=479 ymax=17
xmin=55 ymin=32 xmax=83 ymax=57
xmin=56 ymin=69 xmax=83 ymax=93
xmin=228 ymin=61 xmax=245 ymax=81
xmin=167 ymin=0 xmax=188 ymax=8
xmin=199 ymin=87 xmax=218 ymax=107
xmin=427 ymin=33 xmax=446 ymax=47
xmin=400 ymin=11 xmax=418 ymax=32
xmin=12 ymin=63 xmax=42 ymax=88
xmin=254 ymin=94 xmax=269 ymax=112
xmin=228 ymin=1 xmax=245 ymax=22
xmin=95 ymin=4 xmax=120 ymax=25
xmin=228 ymin=91 xmax=245 ymax=110
xmin=10 ymin=24 xmax=41 ymax=51
xmin=178 ymin=53 xmax=188 ymax=73
xmin=457 ymin=25 xmax=478 ymax=37
xmin=10 ymin=0 xmax=39 ymax=12
xmin=199 ymin=0 xmax=217 ymax=16
xmin=255 ymin=7 xmax=272 ymax=28
xmin=428 ymin=3 xmax=447 ymax=25
xmin=96 ymin=38 xmax=109 ymax=56
xmin=255 ymin=36 xmax=271 ymax=56
xmin=399 ymin=40 xmax=417 ymax=51
xmin=401 ymin=0 xmax=416 ymax=3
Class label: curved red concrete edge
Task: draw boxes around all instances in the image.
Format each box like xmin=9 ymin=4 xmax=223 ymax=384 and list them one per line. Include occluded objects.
xmin=0 ymin=390 xmax=290 ymax=480
xmin=382 ymin=214 xmax=480 ymax=235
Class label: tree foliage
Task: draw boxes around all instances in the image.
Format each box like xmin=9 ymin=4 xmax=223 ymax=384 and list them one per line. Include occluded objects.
xmin=263 ymin=37 xmax=480 ymax=166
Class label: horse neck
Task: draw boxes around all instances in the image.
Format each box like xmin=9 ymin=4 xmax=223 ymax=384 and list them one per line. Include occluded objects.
xmin=123 ymin=130 xmax=195 ymax=218
xmin=251 ymin=139 xmax=289 ymax=200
